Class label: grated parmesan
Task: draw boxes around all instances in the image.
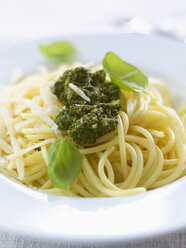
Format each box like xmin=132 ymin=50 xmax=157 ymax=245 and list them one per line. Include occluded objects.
xmin=7 ymin=138 xmax=56 ymax=160
xmin=69 ymin=83 xmax=90 ymax=102
xmin=23 ymin=99 xmax=61 ymax=138
xmin=127 ymin=99 xmax=134 ymax=116
xmin=1 ymin=106 xmax=25 ymax=179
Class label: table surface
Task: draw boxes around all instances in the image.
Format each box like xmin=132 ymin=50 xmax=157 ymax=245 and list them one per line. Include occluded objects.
xmin=0 ymin=0 xmax=186 ymax=247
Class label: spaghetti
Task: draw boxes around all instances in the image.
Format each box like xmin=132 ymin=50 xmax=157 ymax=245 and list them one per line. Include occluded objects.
xmin=0 ymin=63 xmax=185 ymax=197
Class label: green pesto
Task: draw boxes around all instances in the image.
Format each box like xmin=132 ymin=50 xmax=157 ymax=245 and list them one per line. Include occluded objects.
xmin=54 ymin=67 xmax=121 ymax=145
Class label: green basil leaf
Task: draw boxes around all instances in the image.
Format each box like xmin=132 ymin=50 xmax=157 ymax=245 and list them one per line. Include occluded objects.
xmin=48 ymin=140 xmax=82 ymax=189
xmin=102 ymin=52 xmax=148 ymax=93
xmin=39 ymin=41 xmax=77 ymax=63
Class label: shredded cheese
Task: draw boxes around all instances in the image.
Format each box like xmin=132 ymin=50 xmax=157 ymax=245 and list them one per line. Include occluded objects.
xmin=7 ymin=138 xmax=56 ymax=160
xmin=0 ymin=139 xmax=13 ymax=154
xmin=23 ymin=99 xmax=61 ymax=138
xmin=69 ymin=83 xmax=90 ymax=102
xmin=1 ymin=106 xmax=25 ymax=179
xmin=127 ymin=99 xmax=134 ymax=116
xmin=10 ymin=67 xmax=23 ymax=85
xmin=40 ymin=87 xmax=62 ymax=118
xmin=0 ymin=157 xmax=8 ymax=167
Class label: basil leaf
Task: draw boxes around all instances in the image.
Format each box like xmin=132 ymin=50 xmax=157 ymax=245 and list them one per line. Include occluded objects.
xmin=48 ymin=140 xmax=82 ymax=189
xmin=39 ymin=41 xmax=77 ymax=63
xmin=102 ymin=52 xmax=148 ymax=93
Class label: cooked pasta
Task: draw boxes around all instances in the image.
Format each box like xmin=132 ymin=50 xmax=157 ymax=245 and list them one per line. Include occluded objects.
xmin=0 ymin=63 xmax=185 ymax=197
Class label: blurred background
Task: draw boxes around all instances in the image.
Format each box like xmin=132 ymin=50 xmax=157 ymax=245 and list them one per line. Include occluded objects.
xmin=0 ymin=0 xmax=186 ymax=45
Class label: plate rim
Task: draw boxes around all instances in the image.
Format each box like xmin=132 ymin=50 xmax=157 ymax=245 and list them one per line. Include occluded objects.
xmin=0 ymin=33 xmax=186 ymax=244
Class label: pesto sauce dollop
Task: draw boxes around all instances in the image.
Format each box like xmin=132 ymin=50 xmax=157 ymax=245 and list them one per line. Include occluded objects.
xmin=53 ymin=67 xmax=121 ymax=146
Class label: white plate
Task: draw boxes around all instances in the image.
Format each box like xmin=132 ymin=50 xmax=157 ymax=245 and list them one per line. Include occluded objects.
xmin=0 ymin=34 xmax=186 ymax=246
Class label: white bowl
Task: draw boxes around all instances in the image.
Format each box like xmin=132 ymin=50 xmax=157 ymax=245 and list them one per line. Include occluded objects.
xmin=0 ymin=34 xmax=186 ymax=246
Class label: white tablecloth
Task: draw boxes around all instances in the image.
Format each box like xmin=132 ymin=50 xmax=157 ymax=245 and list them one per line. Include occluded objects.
xmin=0 ymin=0 xmax=186 ymax=247
xmin=1 ymin=229 xmax=186 ymax=247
